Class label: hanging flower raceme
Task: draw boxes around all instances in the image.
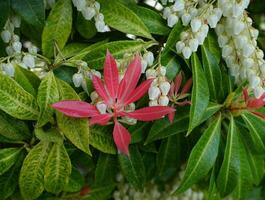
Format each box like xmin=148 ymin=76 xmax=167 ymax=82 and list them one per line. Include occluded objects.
xmin=168 ymin=72 xmax=192 ymax=122
xmin=52 ymin=51 xmax=175 ymax=155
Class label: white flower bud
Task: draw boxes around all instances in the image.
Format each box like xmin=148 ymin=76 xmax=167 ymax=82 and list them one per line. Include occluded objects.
xmin=3 ymin=63 xmax=15 ymax=77
xmin=1 ymin=30 xmax=11 ymax=43
xmin=22 ymin=54 xmax=35 ymax=68
xmin=215 ymin=24 xmax=224 ymax=35
xmin=257 ymin=49 xmax=264 ymax=59
xmin=181 ymin=13 xmax=191 ymax=26
xmin=176 ymin=41 xmax=185 ymax=53
xmin=163 ymin=7 xmax=171 ymax=19
xmin=144 ymin=52 xmax=154 ymax=66
xmin=159 ymin=81 xmax=171 ymax=95
xmin=90 ymin=91 xmax=99 ymax=102
xmin=191 ymin=18 xmax=202 ymax=33
xmin=254 ymin=86 xmax=265 ymax=98
xmin=218 ymin=35 xmax=229 ymax=47
xmin=76 ymin=0 xmax=86 ymax=11
xmin=149 ymin=100 xmax=158 ymax=106
xmin=182 ymin=46 xmax=192 ymax=59
xmin=159 ymin=95 xmax=169 ymax=106
xmin=12 ymin=34 xmax=20 ymax=42
xmin=28 ymin=46 xmax=38 ymax=54
xmin=233 ymin=21 xmax=245 ymax=35
xmin=5 ymin=46 xmax=14 ymax=55
xmin=146 ymin=69 xmax=157 ymax=79
xmin=189 ymin=38 xmax=199 ymax=52
xmin=250 ymin=28 xmax=259 ymax=39
xmin=234 ymin=35 xmax=247 ymax=49
xmin=242 ymin=58 xmax=254 ymax=68
xmin=141 ymin=59 xmax=148 ymax=73
xmin=148 ymin=86 xmax=161 ymax=100
xmin=249 ymin=75 xmax=261 ymax=88
xmin=172 ymin=0 xmax=185 ymax=11
xmin=93 ymin=70 xmax=102 ymax=79
xmin=12 ymin=41 xmax=22 ymax=52
xmin=82 ymin=7 xmax=96 ymax=20
xmin=158 ymin=66 xmax=167 ymax=76
xmin=94 ymin=2 xmax=100 ymax=10
xmin=180 ymin=31 xmax=189 ymax=40
xmin=242 ymin=44 xmax=255 ymax=57
xmin=95 ymin=20 xmax=106 ymax=32
xmin=96 ymin=102 xmax=107 ymax=114
xmin=222 ymin=45 xmax=233 ymax=58
xmin=189 ymin=7 xmax=198 ymax=18
xmin=208 ymin=15 xmax=219 ymax=28
xmin=232 ymin=4 xmax=244 ymax=18
xmin=123 ymin=117 xmax=137 ymax=125
xmin=72 ymin=73 xmax=83 ymax=87
xmin=167 ymin=14 xmax=179 ymax=28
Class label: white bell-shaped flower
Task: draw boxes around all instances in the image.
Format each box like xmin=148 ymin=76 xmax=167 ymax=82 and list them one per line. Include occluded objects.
xmin=254 ymin=86 xmax=265 ymax=98
xmin=22 ymin=54 xmax=35 ymax=68
xmin=189 ymin=38 xmax=199 ymax=52
xmin=159 ymin=95 xmax=169 ymax=106
xmin=146 ymin=69 xmax=157 ymax=79
xmin=173 ymin=0 xmax=185 ymax=12
xmin=182 ymin=46 xmax=192 ymax=59
xmin=12 ymin=41 xmax=22 ymax=52
xmin=1 ymin=30 xmax=11 ymax=43
xmin=181 ymin=13 xmax=191 ymax=26
xmin=191 ymin=18 xmax=202 ymax=33
xmin=96 ymin=102 xmax=107 ymax=114
xmin=90 ymin=91 xmax=99 ymax=103
xmin=148 ymin=86 xmax=161 ymax=100
xmin=82 ymin=7 xmax=96 ymax=20
xmin=159 ymin=81 xmax=171 ymax=96
xmin=176 ymin=41 xmax=185 ymax=53
xmin=158 ymin=66 xmax=167 ymax=76
xmin=72 ymin=73 xmax=83 ymax=87
xmin=167 ymin=14 xmax=179 ymax=28
xmin=3 ymin=63 xmax=15 ymax=77
xmin=141 ymin=59 xmax=148 ymax=73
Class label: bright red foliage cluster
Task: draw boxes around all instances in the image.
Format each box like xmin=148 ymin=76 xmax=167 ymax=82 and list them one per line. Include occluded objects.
xmin=52 ymin=51 xmax=175 ymax=155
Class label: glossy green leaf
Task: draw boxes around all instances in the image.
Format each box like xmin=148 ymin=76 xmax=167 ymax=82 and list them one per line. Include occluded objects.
xmin=130 ymin=122 xmax=151 ymax=144
xmin=11 ymin=0 xmax=45 ymax=28
xmin=63 ymin=167 xmax=84 ymax=193
xmin=0 ymin=73 xmax=39 ymax=120
xmin=14 ymin=65 xmax=40 ymax=97
xmin=129 ymin=5 xmax=170 ymax=35
xmin=161 ymin=51 xmax=181 ymax=81
xmin=0 ymin=148 xmax=21 ymax=175
xmin=76 ymin=13 xmax=97 ymax=39
xmin=44 ymin=143 xmax=71 ymax=194
xmin=35 ymin=127 xmax=63 ymax=143
xmin=201 ymin=45 xmax=222 ymax=102
xmin=164 ymin=21 xmax=183 ymax=52
xmin=199 ymin=102 xmax=223 ymax=126
xmin=145 ymin=106 xmax=189 ymax=144
xmin=98 ymin=0 xmax=152 ymax=39
xmin=119 ymin=146 xmax=146 ymax=190
xmin=174 ymin=114 xmax=221 ymax=194
xmin=204 ymin=31 xmax=221 ymax=62
xmin=83 ymin=40 xmax=155 ymax=69
xmin=156 ymin=135 xmax=180 ymax=181
xmin=188 ymin=53 xmax=209 ymax=133
xmin=95 ymin=153 xmax=117 ymax=186
xmin=0 ymin=110 xmax=31 ymax=141
xmin=42 ymin=0 xmax=72 ymax=58
xmin=241 ymin=112 xmax=265 ymax=154
xmin=37 ymin=72 xmax=59 ymax=127
xmin=0 ymin=0 xmax=10 ymax=31
xmin=90 ymin=126 xmax=116 ymax=154
xmin=217 ymin=116 xmax=240 ymax=197
xmin=56 ymin=79 xmax=91 ymax=155
xmin=208 ymin=167 xmax=221 ymax=200
xmin=19 ymin=141 xmax=51 ymax=200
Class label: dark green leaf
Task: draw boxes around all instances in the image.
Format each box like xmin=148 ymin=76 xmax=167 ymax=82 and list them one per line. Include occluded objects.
xmin=76 ymin=13 xmax=97 ymax=39
xmin=164 ymin=21 xmax=183 ymax=52
xmin=35 ymin=127 xmax=63 ymax=143
xmin=161 ymin=51 xmax=181 ymax=81
xmin=63 ymin=167 xmax=84 ymax=193
xmin=0 ymin=148 xmax=21 ymax=175
xmin=0 ymin=0 xmax=10 ymax=31
xmin=204 ymin=31 xmax=221 ymax=62
xmin=81 ymin=185 xmax=116 ymax=200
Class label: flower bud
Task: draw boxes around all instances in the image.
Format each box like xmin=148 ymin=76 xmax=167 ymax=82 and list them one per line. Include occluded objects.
xmin=82 ymin=7 xmax=96 ymax=20
xmin=148 ymin=86 xmax=161 ymax=100
xmin=173 ymin=0 xmax=184 ymax=11
xmin=72 ymin=73 xmax=83 ymax=87
xmin=191 ymin=18 xmax=202 ymax=33
xmin=149 ymin=100 xmax=158 ymax=106
xmin=181 ymin=13 xmax=191 ymax=26
xmin=90 ymin=91 xmax=99 ymax=102
xmin=167 ymin=14 xmax=178 ymax=27
xmin=249 ymin=75 xmax=261 ymax=88
xmin=5 ymin=46 xmax=14 ymax=55
xmin=208 ymin=15 xmax=219 ymax=28
xmin=146 ymin=69 xmax=157 ymax=79
xmin=218 ymin=35 xmax=229 ymax=47
xmin=158 ymin=66 xmax=167 ymax=76
xmin=3 ymin=63 xmax=15 ymax=77
xmin=189 ymin=38 xmax=199 ymax=52
xmin=95 ymin=20 xmax=106 ymax=32
xmin=22 ymin=54 xmax=35 ymax=68
xmin=163 ymin=7 xmax=171 ymax=19
xmin=141 ymin=59 xmax=148 ymax=73
xmin=159 ymin=81 xmax=171 ymax=95
xmin=1 ymin=30 xmax=11 ymax=43
xmin=242 ymin=44 xmax=255 ymax=57
xmin=182 ymin=46 xmax=192 ymax=59
xmin=242 ymin=58 xmax=254 ymax=68
xmin=159 ymin=95 xmax=169 ymax=106
xmin=176 ymin=41 xmax=185 ymax=53
xmin=12 ymin=41 xmax=22 ymax=52
xmin=144 ymin=52 xmax=154 ymax=66
xmin=96 ymin=102 xmax=107 ymax=114
xmin=254 ymin=86 xmax=265 ymax=99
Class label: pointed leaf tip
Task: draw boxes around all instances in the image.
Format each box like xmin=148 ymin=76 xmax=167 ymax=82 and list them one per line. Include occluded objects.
xmin=113 ymin=121 xmax=131 ymax=155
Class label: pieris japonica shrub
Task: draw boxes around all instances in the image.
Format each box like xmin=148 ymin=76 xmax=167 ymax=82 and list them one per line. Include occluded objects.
xmin=0 ymin=0 xmax=265 ymax=199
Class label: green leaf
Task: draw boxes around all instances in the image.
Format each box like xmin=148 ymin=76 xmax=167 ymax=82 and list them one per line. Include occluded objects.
xmin=35 ymin=127 xmax=63 ymax=143
xmin=161 ymin=51 xmax=181 ymax=81
xmin=90 ymin=126 xmax=116 ymax=154
xmin=95 ymin=153 xmax=117 ymax=186
xmin=76 ymin=13 xmax=97 ymax=39
xmin=130 ymin=122 xmax=151 ymax=144
xmin=204 ymin=31 xmax=221 ymax=62
xmin=56 ymin=79 xmax=91 ymax=155
xmin=98 ymin=0 xmax=152 ymax=39
xmin=42 ymin=0 xmax=72 ymax=58
xmin=145 ymin=106 xmax=189 ymax=144
xmin=63 ymin=167 xmax=84 ymax=193
xmin=37 ymin=72 xmax=59 ymax=127
xmin=81 ymin=185 xmax=116 ymax=200
xmin=0 ymin=148 xmax=21 ymax=175
xmin=83 ymin=40 xmax=155 ymax=69
xmin=44 ymin=143 xmax=71 ymax=194
xmin=164 ymin=21 xmax=183 ymax=52
xmin=14 ymin=65 xmax=40 ymax=97
xmin=241 ymin=112 xmax=265 ymax=154
xmin=156 ymin=135 xmax=180 ymax=181
xmin=118 ymin=146 xmax=146 ymax=190
xmin=188 ymin=53 xmax=209 ymax=133
xmin=174 ymin=114 xmax=221 ymax=194
xmin=233 ymin=135 xmax=253 ymax=200
xmin=19 ymin=141 xmax=51 ymax=200
xmin=199 ymin=102 xmax=223 ymax=126
xmin=217 ymin=116 xmax=240 ymax=197
xmin=0 ymin=110 xmax=31 ymax=141
xmin=11 ymin=0 xmax=45 ymax=29
xmin=0 ymin=73 xmax=39 ymax=120
xmin=129 ymin=5 xmax=170 ymax=35
xmin=201 ymin=45 xmax=222 ymax=102
xmin=0 ymin=0 xmax=10 ymax=31
xmin=208 ymin=167 xmax=221 ymax=200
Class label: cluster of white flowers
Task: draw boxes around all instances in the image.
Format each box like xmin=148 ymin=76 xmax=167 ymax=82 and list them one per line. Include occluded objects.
xmin=113 ymin=166 xmax=204 ymax=200
xmin=216 ymin=0 xmax=265 ymax=98
xmin=72 ymin=0 xmax=108 ymax=32
xmin=162 ymin=0 xmax=222 ymax=59
xmin=146 ymin=66 xmax=171 ymax=106
xmin=141 ymin=51 xmax=154 ymax=73
xmin=0 ymin=16 xmax=41 ymax=77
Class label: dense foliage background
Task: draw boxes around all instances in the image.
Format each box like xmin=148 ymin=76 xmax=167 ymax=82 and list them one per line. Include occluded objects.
xmin=0 ymin=0 xmax=265 ymax=199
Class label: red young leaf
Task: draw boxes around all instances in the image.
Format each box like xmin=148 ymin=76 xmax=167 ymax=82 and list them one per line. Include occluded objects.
xmin=119 ymin=55 xmax=142 ymax=102
xmin=122 ymin=106 xmax=175 ymax=121
xmin=52 ymin=100 xmax=99 ymax=118
xmin=80 ymin=186 xmax=90 ymax=197
xmin=251 ymin=111 xmax=265 ymax=120
xmin=174 ymin=72 xmax=182 ymax=94
xmin=104 ymin=50 xmax=119 ymax=99
xmin=113 ymin=121 xmax=131 ymax=155
xmin=124 ymin=79 xmax=154 ymax=105
xmin=117 ymin=78 xmax=127 ymax=100
xmin=168 ymin=110 xmax=175 ymax=123
xmin=90 ymin=114 xmax=112 ymax=125
xmin=92 ymin=75 xmax=112 ymax=105
xmin=243 ymin=88 xmax=249 ymax=102
xmin=181 ymin=78 xmax=192 ymax=94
